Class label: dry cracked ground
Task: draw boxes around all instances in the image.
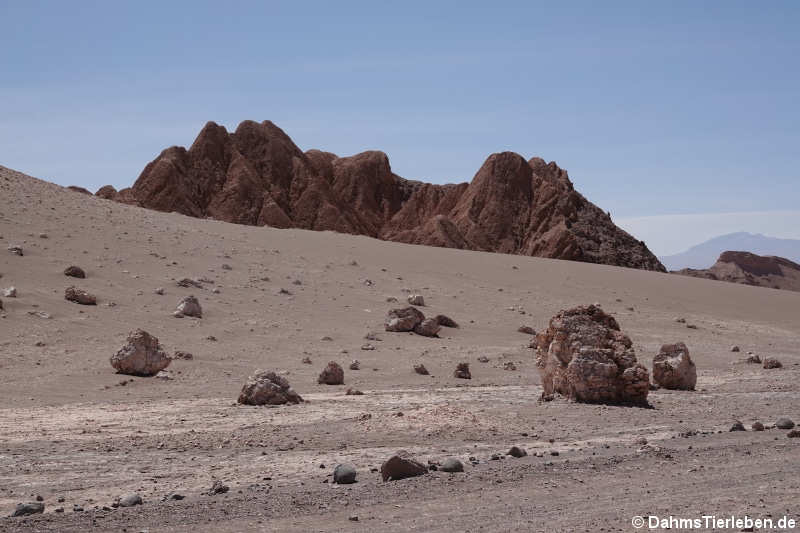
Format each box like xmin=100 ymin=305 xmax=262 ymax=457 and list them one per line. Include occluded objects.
xmin=1 ymin=165 xmax=799 ymax=532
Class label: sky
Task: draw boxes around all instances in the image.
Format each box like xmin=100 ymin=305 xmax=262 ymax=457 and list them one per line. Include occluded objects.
xmin=1 ymin=1 xmax=798 ymax=255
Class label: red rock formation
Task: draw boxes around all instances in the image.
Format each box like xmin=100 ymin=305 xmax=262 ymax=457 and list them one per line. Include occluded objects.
xmin=95 ymin=185 xmax=118 ymax=199
xmin=676 ymin=251 xmax=800 ymax=292
xmin=120 ymin=120 xmax=665 ymax=271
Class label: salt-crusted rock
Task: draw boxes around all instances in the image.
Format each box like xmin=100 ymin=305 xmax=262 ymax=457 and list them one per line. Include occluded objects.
xmin=652 ymin=342 xmax=697 ymax=390
xmin=238 ymin=370 xmax=303 ymax=405
xmin=110 ymin=329 xmax=171 ymax=376
xmin=535 ymin=304 xmax=650 ymax=405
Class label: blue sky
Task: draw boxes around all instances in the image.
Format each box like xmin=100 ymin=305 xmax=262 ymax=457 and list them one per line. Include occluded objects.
xmin=1 ymin=1 xmax=798 ymax=254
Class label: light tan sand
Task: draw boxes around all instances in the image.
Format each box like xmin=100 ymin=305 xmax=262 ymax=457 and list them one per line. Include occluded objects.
xmin=1 ymin=164 xmax=798 ymax=531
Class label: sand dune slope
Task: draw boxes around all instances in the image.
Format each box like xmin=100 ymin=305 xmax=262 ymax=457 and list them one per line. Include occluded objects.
xmin=1 ymin=164 xmax=798 ymax=532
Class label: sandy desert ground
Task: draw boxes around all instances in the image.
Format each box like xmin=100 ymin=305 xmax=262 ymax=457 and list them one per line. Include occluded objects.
xmin=1 ymin=164 xmax=799 ymax=532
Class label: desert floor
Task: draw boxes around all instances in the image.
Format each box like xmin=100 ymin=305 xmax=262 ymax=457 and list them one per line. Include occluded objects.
xmin=1 ymin=164 xmax=798 ymax=532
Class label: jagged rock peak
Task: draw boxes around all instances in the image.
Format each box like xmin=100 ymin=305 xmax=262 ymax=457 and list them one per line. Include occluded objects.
xmin=106 ymin=120 xmax=665 ymax=272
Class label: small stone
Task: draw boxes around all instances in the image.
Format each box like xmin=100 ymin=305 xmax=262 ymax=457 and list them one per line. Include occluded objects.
xmin=413 ymin=318 xmax=441 ymax=337
xmin=174 ymin=295 xmax=202 ymax=318
xmin=173 ymin=351 xmax=193 ymax=360
xmin=65 ymin=286 xmax=96 ymax=305
xmin=318 ymin=361 xmax=344 ymax=385
xmin=507 ymin=446 xmax=527 ymax=458
xmin=414 ymin=363 xmax=429 ymax=375
xmin=729 ymin=421 xmax=746 ymax=432
xmin=177 ymin=278 xmax=202 ymax=288
xmin=477 ymin=355 xmax=489 ymax=363
xmin=454 ymin=362 xmax=471 ymax=379
xmin=301 ymin=357 xmax=312 ymax=365
xmin=503 ymin=361 xmax=517 ymax=371
xmin=7 ymin=245 xmax=23 ymax=256
xmin=64 ymin=266 xmax=86 ymax=278
xmin=238 ymin=370 xmax=303 ymax=405
xmin=349 ymin=515 xmax=359 ymax=522
xmin=349 ymin=359 xmax=361 ymax=371
xmin=380 ymin=450 xmax=427 ymax=481
xmin=360 ymin=343 xmax=375 ymax=351
xmin=118 ymin=493 xmax=142 ymax=507
xmin=762 ymin=357 xmax=782 ymax=369
xmin=333 ymin=464 xmax=357 ymax=484
xmin=745 ymin=354 xmax=761 ymax=364
xmin=346 ymin=388 xmax=364 ymax=396
xmin=407 ymin=294 xmax=424 ymax=306
xmin=440 ymin=458 xmax=464 ymax=472
xmin=221 ymin=264 xmax=232 ymax=270
xmin=2 ymin=287 xmax=16 ymax=298
xmin=517 ymin=326 xmax=535 ymax=335
xmin=788 ymin=429 xmax=800 ymax=438
xmin=776 ymin=418 xmax=795 ymax=430
xmin=434 ymin=314 xmax=459 ymax=328
xmin=206 ymin=480 xmax=229 ymax=495
xmin=12 ymin=502 xmax=44 ymax=516
xmin=751 ymin=421 xmax=765 ymax=431
xmin=385 ymin=306 xmax=425 ymax=332
xmin=730 ymin=345 xmax=740 ymax=352
xmin=154 ymin=287 xmax=165 ymax=295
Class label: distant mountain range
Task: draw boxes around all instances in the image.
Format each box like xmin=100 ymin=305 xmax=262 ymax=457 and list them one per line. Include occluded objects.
xmin=660 ymin=232 xmax=800 ymax=271
xmin=674 ymin=251 xmax=800 ymax=292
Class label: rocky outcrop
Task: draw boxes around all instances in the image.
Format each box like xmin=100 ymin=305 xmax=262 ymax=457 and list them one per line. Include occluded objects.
xmin=116 ymin=120 xmax=664 ymax=271
xmin=111 ymin=329 xmax=171 ymax=376
xmin=535 ymin=304 xmax=650 ymax=405
xmin=675 ymin=251 xmax=800 ymax=292
xmin=238 ymin=370 xmax=303 ymax=405
xmin=652 ymin=342 xmax=697 ymax=390
xmin=67 ymin=185 xmax=92 ymax=195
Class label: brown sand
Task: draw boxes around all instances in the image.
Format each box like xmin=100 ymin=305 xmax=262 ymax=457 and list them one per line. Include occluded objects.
xmin=1 ymin=164 xmax=798 ymax=531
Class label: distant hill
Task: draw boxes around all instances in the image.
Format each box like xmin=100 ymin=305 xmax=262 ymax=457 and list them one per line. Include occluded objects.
xmin=675 ymin=251 xmax=800 ymax=292
xmin=660 ymin=232 xmax=800 ymax=271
